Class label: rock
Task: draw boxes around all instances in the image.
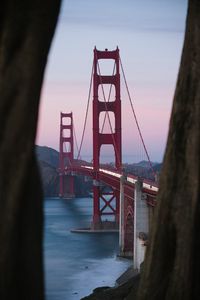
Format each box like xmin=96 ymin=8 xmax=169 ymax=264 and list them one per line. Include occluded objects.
xmin=81 ymin=274 xmax=140 ymax=300
xmin=93 ymin=287 xmax=110 ymax=294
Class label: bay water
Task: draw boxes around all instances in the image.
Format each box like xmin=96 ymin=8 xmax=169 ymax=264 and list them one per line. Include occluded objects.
xmin=44 ymin=197 xmax=131 ymax=300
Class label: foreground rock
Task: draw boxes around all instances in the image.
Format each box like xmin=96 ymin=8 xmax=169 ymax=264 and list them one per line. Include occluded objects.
xmin=81 ymin=274 xmax=140 ymax=300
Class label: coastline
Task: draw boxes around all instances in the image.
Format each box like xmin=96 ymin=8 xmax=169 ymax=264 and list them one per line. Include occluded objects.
xmin=81 ymin=267 xmax=140 ymax=300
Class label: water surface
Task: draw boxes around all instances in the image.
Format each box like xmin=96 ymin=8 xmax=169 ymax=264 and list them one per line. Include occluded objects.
xmin=44 ymin=197 xmax=131 ymax=300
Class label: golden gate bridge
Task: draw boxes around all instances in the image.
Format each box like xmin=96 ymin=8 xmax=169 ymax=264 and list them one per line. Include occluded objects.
xmin=58 ymin=47 xmax=158 ymax=269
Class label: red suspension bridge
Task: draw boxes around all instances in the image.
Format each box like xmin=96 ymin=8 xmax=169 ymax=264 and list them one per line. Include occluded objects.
xmin=58 ymin=47 xmax=158 ymax=264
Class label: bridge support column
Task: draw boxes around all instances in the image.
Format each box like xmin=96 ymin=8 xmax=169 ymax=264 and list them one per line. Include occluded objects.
xmin=69 ymin=175 xmax=75 ymax=197
xmin=59 ymin=112 xmax=75 ymax=198
xmin=119 ymin=175 xmax=125 ymax=254
xmin=115 ymin=189 xmax=120 ymax=224
xmin=133 ymin=179 xmax=149 ymax=271
xmin=92 ymin=47 xmax=121 ymax=230
xmin=59 ymin=173 xmax=64 ymax=198
xmin=119 ymin=174 xmax=134 ymax=257
xmin=92 ymin=180 xmax=101 ymax=228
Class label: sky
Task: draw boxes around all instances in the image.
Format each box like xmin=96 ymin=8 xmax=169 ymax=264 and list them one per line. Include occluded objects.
xmin=36 ymin=0 xmax=188 ymax=163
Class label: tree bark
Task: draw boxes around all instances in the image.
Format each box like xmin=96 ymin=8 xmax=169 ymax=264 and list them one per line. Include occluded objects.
xmin=1 ymin=1 xmax=200 ymax=300
xmin=137 ymin=0 xmax=200 ymax=299
xmin=0 ymin=1 xmax=61 ymax=299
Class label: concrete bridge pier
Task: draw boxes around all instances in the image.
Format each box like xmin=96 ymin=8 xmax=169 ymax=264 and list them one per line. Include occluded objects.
xmin=119 ymin=176 xmax=149 ymax=267
xmin=133 ymin=179 xmax=149 ymax=272
xmin=119 ymin=174 xmax=126 ymax=255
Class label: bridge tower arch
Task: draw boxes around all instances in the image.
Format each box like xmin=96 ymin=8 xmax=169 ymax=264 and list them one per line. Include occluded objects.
xmin=92 ymin=47 xmax=122 ymax=229
xmin=59 ymin=112 xmax=75 ymax=198
xmin=124 ymin=209 xmax=134 ymax=257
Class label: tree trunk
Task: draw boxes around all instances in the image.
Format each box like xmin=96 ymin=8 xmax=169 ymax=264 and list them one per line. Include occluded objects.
xmin=0 ymin=1 xmax=61 ymax=299
xmin=137 ymin=0 xmax=200 ymax=299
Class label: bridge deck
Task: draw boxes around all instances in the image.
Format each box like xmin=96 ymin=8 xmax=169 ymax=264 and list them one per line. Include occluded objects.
xmin=65 ymin=164 xmax=158 ymax=204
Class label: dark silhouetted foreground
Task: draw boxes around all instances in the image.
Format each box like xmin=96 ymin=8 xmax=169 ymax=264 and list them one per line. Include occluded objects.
xmin=0 ymin=2 xmax=61 ymax=299
xmin=1 ymin=1 xmax=200 ymax=300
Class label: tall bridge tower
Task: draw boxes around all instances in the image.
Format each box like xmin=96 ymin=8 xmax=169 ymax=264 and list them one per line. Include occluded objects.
xmin=92 ymin=47 xmax=122 ymax=229
xmin=59 ymin=112 xmax=75 ymax=198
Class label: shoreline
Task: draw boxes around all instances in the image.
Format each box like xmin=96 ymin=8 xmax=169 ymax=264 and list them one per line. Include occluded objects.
xmin=81 ymin=266 xmax=140 ymax=300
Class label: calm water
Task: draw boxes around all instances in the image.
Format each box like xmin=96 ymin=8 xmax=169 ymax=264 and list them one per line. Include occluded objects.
xmin=44 ymin=197 xmax=131 ymax=300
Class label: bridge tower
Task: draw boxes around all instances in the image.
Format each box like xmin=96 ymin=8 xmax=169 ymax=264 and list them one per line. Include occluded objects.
xmin=92 ymin=47 xmax=122 ymax=229
xmin=59 ymin=112 xmax=75 ymax=198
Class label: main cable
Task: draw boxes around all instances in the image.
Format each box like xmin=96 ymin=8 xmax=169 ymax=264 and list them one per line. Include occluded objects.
xmin=119 ymin=56 xmax=156 ymax=177
xmin=73 ymin=122 xmax=80 ymax=160
xmin=76 ymin=61 xmax=94 ymax=160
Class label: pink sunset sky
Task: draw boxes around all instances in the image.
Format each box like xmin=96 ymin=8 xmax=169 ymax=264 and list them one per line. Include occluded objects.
xmin=36 ymin=0 xmax=187 ymax=163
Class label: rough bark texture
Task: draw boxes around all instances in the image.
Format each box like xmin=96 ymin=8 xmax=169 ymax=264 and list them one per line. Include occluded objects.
xmin=137 ymin=0 xmax=200 ymax=299
xmin=0 ymin=0 xmax=200 ymax=299
xmin=0 ymin=1 xmax=61 ymax=300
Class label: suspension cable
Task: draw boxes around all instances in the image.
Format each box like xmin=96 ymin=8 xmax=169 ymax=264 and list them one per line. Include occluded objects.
xmin=76 ymin=62 xmax=94 ymax=160
xmin=73 ymin=122 xmax=80 ymax=160
xmin=119 ymin=56 xmax=156 ymax=177
xmin=96 ymin=58 xmax=121 ymax=169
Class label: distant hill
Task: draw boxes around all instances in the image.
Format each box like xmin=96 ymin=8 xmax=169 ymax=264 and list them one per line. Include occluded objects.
xmin=35 ymin=145 xmax=59 ymax=168
xmin=36 ymin=146 xmax=59 ymax=196
xmin=35 ymin=145 xmax=92 ymax=197
xmin=123 ymin=161 xmax=162 ymax=181
xmin=38 ymin=159 xmax=59 ymax=196
xmin=134 ymin=160 xmax=160 ymax=168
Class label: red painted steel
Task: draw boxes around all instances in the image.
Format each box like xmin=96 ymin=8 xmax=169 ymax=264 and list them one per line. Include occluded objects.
xmin=92 ymin=47 xmax=122 ymax=228
xmin=59 ymin=112 xmax=75 ymax=198
xmin=67 ymin=164 xmax=157 ymax=204
xmin=123 ymin=195 xmax=134 ymax=255
xmin=57 ymin=48 xmax=159 ymax=259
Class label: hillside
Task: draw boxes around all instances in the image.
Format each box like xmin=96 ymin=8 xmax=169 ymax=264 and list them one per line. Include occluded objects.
xmin=35 ymin=145 xmax=92 ymax=197
xmin=36 ymin=145 xmax=59 ymax=168
xmin=123 ymin=161 xmax=162 ymax=181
